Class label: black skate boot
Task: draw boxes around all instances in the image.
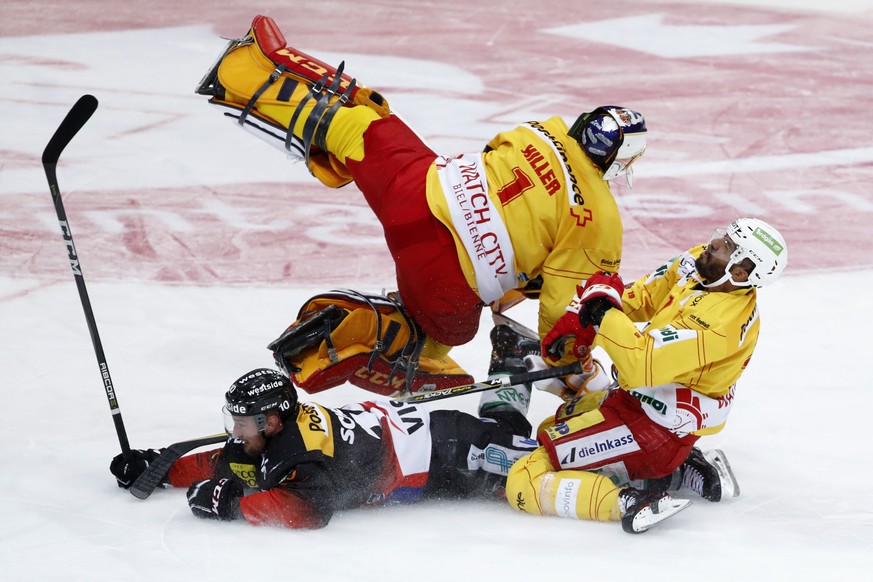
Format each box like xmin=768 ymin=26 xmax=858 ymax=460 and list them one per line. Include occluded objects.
xmin=478 ymin=315 xmax=541 ymax=417
xmin=679 ymin=447 xmax=740 ymax=502
xmin=618 ymin=487 xmax=692 ymax=534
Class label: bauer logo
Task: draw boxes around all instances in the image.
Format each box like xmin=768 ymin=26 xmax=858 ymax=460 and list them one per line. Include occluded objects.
xmin=753 ymin=227 xmax=784 ymax=255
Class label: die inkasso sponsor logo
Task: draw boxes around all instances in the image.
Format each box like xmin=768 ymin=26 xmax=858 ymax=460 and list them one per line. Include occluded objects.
xmin=753 ymin=227 xmax=784 ymax=255
xmin=548 ymin=425 xmax=640 ymax=467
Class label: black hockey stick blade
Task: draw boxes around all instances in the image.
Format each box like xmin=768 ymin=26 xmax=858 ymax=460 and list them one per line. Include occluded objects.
xmin=396 ymin=360 xmax=584 ymax=404
xmin=130 ymin=433 xmax=228 ymax=500
xmin=42 ymin=95 xmax=98 ymax=166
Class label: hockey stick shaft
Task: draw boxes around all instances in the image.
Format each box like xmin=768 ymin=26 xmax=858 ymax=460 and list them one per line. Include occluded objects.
xmin=397 ymin=360 xmax=584 ymax=403
xmin=42 ymin=95 xmax=132 ymax=456
xmin=130 ymin=433 xmax=229 ymax=500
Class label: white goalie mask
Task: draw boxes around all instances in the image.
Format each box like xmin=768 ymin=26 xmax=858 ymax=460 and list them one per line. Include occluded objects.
xmin=700 ymin=218 xmax=788 ymax=288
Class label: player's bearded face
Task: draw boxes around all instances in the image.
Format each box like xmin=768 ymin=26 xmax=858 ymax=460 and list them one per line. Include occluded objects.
xmin=240 ymin=433 xmax=268 ymax=456
xmin=696 ymin=228 xmax=734 ymax=284
xmin=227 ymin=414 xmax=269 ymax=455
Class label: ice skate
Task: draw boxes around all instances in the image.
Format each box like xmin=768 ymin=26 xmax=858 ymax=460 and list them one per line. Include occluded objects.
xmin=618 ymin=487 xmax=692 ymax=534
xmin=680 ymin=447 xmax=740 ymax=502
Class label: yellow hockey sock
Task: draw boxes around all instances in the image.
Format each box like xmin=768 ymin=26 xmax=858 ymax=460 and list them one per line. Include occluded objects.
xmin=539 ymin=471 xmax=621 ymax=522
xmin=506 ymin=448 xmax=621 ymax=522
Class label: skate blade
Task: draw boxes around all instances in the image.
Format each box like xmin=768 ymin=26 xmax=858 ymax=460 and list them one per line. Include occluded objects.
xmin=195 ymin=35 xmax=253 ymax=95
xmin=491 ymin=312 xmax=538 ymax=340
xmin=707 ymin=449 xmax=741 ymax=498
xmin=631 ymin=497 xmax=692 ymax=533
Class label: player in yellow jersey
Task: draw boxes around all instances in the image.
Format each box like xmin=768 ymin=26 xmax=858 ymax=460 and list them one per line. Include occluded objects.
xmin=195 ymin=16 xmax=646 ymax=396
xmin=506 ymin=217 xmax=788 ymax=533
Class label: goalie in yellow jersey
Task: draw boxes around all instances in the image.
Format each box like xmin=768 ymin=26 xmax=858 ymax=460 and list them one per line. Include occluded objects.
xmin=195 ymin=15 xmax=646 ymax=396
xmin=507 ymin=217 xmax=788 ymax=533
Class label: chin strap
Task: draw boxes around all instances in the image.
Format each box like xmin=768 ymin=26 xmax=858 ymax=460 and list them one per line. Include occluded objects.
xmin=693 ymin=266 xmax=751 ymax=289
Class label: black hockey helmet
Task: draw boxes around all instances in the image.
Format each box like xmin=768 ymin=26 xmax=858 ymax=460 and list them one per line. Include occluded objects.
xmin=224 ymin=368 xmax=298 ymax=436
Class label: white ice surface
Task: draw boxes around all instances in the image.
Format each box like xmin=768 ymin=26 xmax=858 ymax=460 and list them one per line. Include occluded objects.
xmin=1 ymin=275 xmax=871 ymax=580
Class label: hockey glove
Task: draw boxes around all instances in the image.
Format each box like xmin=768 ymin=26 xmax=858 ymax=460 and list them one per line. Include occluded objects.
xmin=541 ymin=288 xmax=596 ymax=362
xmin=187 ymin=478 xmax=244 ymax=521
xmin=109 ymin=448 xmax=163 ymax=489
xmin=578 ymin=271 xmax=625 ymax=328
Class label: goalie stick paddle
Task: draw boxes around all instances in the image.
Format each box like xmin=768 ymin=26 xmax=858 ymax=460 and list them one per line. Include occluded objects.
xmin=41 ymin=95 xmax=133 ymax=457
xmin=395 ymin=360 xmax=585 ymax=404
xmin=130 ymin=433 xmax=229 ymax=500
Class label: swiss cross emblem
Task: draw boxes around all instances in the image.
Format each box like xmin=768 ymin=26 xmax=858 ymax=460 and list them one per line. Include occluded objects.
xmin=570 ymin=207 xmax=593 ymax=227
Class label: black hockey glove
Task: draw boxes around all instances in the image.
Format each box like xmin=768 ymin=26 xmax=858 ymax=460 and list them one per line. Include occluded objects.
xmin=578 ymin=296 xmax=616 ymax=328
xmin=187 ymin=478 xmax=244 ymax=521
xmin=578 ymin=272 xmax=625 ymax=328
xmin=109 ymin=448 xmax=163 ymax=489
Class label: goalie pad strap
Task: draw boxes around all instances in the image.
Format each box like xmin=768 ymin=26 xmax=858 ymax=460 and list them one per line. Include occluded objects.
xmin=239 ymin=64 xmax=286 ymax=127
xmin=285 ymin=79 xmax=321 ymax=154
xmin=300 ymin=64 xmax=345 ymax=153
xmin=373 ymin=319 xmax=401 ymax=370
xmin=314 ymin=79 xmax=353 ymax=152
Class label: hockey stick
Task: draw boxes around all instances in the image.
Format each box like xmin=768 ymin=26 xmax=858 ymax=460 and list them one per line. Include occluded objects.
xmin=42 ymin=95 xmax=132 ymax=457
xmin=395 ymin=360 xmax=584 ymax=404
xmin=130 ymin=433 xmax=229 ymax=500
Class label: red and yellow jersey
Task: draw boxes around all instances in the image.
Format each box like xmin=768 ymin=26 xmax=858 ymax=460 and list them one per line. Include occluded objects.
xmin=594 ymin=246 xmax=760 ymax=435
xmin=425 ymin=116 xmax=622 ymax=340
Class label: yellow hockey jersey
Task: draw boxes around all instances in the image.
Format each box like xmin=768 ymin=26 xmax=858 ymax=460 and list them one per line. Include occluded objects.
xmin=424 ymin=116 xmax=623 ymax=339
xmin=595 ymin=245 xmax=760 ymax=436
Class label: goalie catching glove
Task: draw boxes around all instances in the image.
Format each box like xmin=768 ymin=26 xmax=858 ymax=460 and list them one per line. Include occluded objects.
xmin=196 ymin=15 xmax=390 ymax=188
xmin=269 ymin=290 xmax=473 ymax=396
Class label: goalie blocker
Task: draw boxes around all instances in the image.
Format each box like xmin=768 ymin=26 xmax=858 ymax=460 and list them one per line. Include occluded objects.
xmin=269 ymin=290 xmax=473 ymax=396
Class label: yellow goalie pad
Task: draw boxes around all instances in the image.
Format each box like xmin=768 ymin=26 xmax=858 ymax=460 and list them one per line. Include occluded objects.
xmin=269 ymin=291 xmax=473 ymax=396
xmin=198 ymin=15 xmax=390 ymax=188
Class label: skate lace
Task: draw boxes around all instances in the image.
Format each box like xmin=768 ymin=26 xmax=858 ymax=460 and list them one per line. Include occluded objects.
xmin=682 ymin=466 xmax=706 ymax=497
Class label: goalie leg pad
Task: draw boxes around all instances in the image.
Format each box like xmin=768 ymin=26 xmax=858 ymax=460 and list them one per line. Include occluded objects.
xmin=196 ymin=15 xmax=390 ymax=188
xmin=270 ymin=290 xmax=473 ymax=396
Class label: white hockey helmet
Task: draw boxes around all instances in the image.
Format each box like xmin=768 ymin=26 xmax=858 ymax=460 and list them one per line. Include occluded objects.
xmin=703 ymin=218 xmax=788 ymax=288
xmin=568 ymin=106 xmax=647 ymax=186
